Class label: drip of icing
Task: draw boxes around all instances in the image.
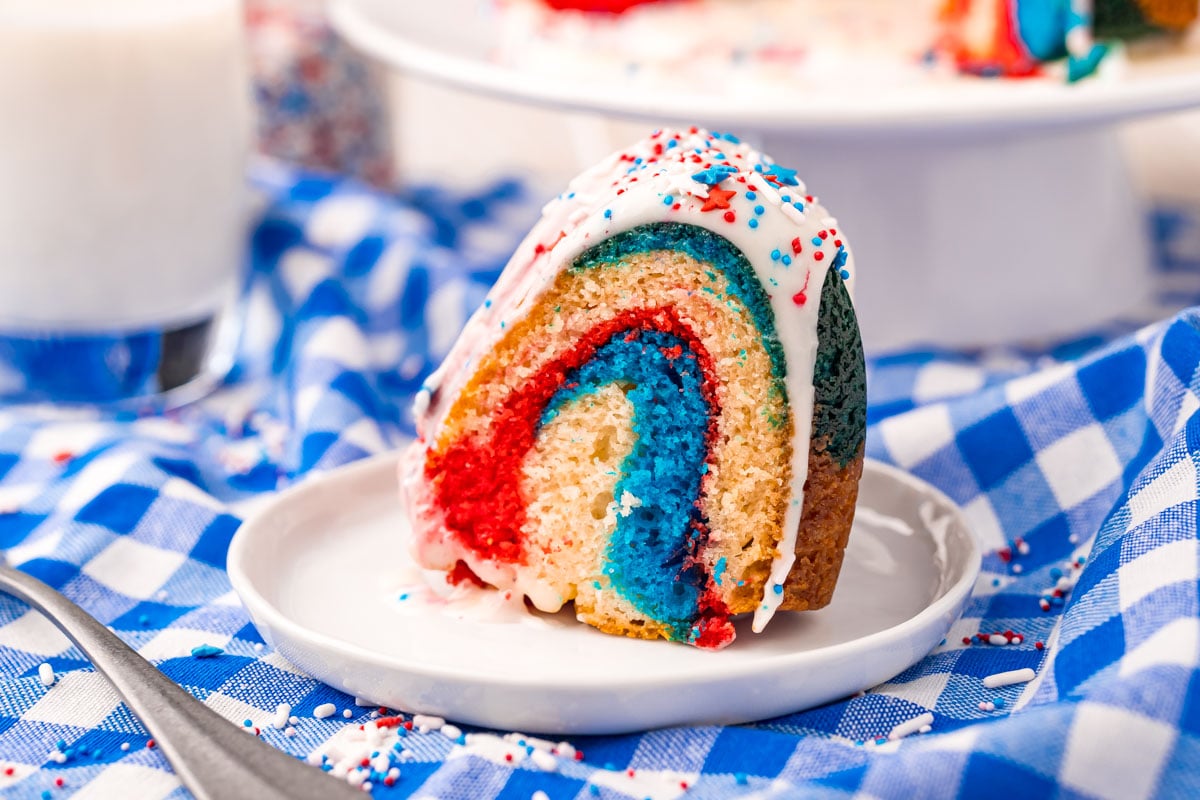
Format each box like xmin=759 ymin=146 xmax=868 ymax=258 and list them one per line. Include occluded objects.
xmin=401 ymin=128 xmax=855 ymax=633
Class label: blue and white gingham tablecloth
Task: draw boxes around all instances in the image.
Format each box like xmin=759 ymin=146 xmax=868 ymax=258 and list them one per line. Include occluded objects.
xmin=1 ymin=165 xmax=1200 ymax=799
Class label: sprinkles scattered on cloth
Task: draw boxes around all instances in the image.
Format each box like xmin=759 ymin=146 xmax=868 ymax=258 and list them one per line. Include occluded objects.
xmin=0 ymin=166 xmax=1198 ymax=797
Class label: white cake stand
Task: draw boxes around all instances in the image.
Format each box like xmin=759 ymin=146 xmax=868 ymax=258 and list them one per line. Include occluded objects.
xmin=331 ymin=0 xmax=1200 ymax=351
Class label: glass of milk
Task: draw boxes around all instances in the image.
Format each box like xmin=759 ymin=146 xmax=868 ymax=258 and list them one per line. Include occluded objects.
xmin=0 ymin=0 xmax=250 ymax=404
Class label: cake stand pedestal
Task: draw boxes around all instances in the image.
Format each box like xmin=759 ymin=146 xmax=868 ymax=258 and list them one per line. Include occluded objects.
xmin=757 ymin=125 xmax=1148 ymax=351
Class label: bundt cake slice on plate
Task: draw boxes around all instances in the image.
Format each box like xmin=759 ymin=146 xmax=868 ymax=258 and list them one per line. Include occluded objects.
xmin=400 ymin=128 xmax=865 ymax=649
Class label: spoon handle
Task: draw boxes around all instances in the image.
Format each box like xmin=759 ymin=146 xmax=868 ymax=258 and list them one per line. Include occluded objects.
xmin=0 ymin=564 xmax=361 ymax=800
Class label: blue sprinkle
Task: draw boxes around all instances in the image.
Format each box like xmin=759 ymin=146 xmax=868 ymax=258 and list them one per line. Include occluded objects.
xmin=754 ymin=205 xmax=765 ymax=215
xmin=398 ymin=593 xmax=409 ymax=601
xmin=793 ymin=201 xmax=805 ymax=212
xmin=191 ymin=644 xmax=223 ymax=659
xmin=745 ymin=191 xmax=757 ymax=200
xmin=714 ymin=153 xmax=727 ymax=160
xmin=782 ymin=255 xmax=792 ymax=266
xmin=483 ymin=299 xmax=492 ymax=309
xmin=773 ymin=584 xmax=783 ymax=595
xmin=604 ymin=209 xmax=612 ymax=219
xmin=754 ymin=164 xmax=765 ymax=173
xmin=243 ymin=719 xmax=253 ymax=727
xmin=1049 ymin=568 xmax=1063 ymax=580
xmin=1079 ymin=556 xmax=1087 ymax=564
xmin=666 ymin=139 xmax=678 ymax=149
xmin=91 ymin=749 xmax=102 ymax=759
xmin=811 ymin=237 xmax=822 ymax=246
xmin=770 ymin=249 xmax=781 ymax=261
xmin=748 ymin=219 xmax=759 ymax=229
xmin=765 ymin=164 xmax=800 ymax=186
xmin=782 ymin=195 xmax=791 ymax=202
xmin=840 ymin=270 xmax=851 ymax=280
xmin=692 ymin=165 xmax=738 ymax=185
xmin=634 ymin=157 xmax=643 ymax=165
xmin=992 ymin=578 xmax=1001 ymax=587
xmin=42 ymin=792 xmax=51 ymax=800
xmin=713 ymin=557 xmax=727 ymax=586
xmin=721 ymin=132 xmax=742 ymax=144
xmin=663 ymin=195 xmax=674 ymax=205
xmin=994 ymin=697 xmax=1006 ymax=708
xmin=57 ymin=740 xmax=66 ymax=751
xmin=590 ymin=786 xmax=601 ymax=797
xmin=735 ymin=772 xmax=749 ymax=785
xmin=138 ymin=615 xmax=149 ymax=627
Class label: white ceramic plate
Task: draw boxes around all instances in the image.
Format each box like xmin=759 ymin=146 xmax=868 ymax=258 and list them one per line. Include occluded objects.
xmin=229 ymin=452 xmax=980 ymax=735
xmin=331 ymin=0 xmax=1200 ymax=136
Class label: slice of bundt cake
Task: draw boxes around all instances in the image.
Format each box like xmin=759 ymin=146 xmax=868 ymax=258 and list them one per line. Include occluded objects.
xmin=400 ymin=128 xmax=865 ymax=649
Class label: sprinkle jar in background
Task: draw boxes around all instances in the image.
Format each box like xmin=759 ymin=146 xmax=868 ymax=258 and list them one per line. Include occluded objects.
xmin=246 ymin=0 xmax=393 ymax=186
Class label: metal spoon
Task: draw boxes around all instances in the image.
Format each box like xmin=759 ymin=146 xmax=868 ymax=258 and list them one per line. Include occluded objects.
xmin=0 ymin=559 xmax=362 ymax=800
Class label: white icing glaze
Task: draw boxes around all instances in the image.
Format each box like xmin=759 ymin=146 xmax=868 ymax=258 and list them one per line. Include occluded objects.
xmin=400 ymin=127 xmax=857 ymax=633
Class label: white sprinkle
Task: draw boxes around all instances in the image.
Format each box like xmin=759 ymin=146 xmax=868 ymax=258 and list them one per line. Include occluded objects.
xmin=918 ymin=725 xmax=932 ymax=734
xmin=1056 ymin=576 xmax=1073 ymax=591
xmin=253 ymin=643 xmax=264 ymax=653
xmin=532 ymin=792 xmax=551 ymax=800
xmin=888 ymin=712 xmax=934 ymax=741
xmin=1011 ymin=564 xmax=1023 ymax=574
xmin=342 ymin=709 xmax=353 ymax=719
xmin=371 ymin=755 xmax=390 ymax=774
xmin=780 ymin=203 xmax=806 ymax=225
xmin=369 ymin=711 xmax=379 ymax=719
xmin=555 ymin=742 xmax=576 ymax=759
xmin=387 ymin=767 xmax=400 ymax=780
xmin=983 ymin=668 xmax=1037 ymax=689
xmin=413 ymin=714 xmax=445 ymax=733
xmin=284 ymin=727 xmax=297 ymax=738
xmin=1016 ymin=541 xmax=1030 ymax=555
xmin=37 ymin=663 xmax=55 ymax=687
xmin=51 ymin=752 xmax=66 ymax=764
xmin=354 ymin=696 xmax=376 ymax=707
xmin=120 ymin=743 xmax=130 ymax=752
xmin=988 ymin=634 xmax=1009 ymax=646
xmin=1068 ymin=534 xmax=1079 ymax=544
xmin=530 ymin=750 xmax=558 ymax=772
xmin=289 ymin=716 xmax=300 ymax=725
xmin=441 ymin=724 xmax=462 ymax=741
xmin=314 ymin=703 xmax=337 ymax=719
xmin=361 ymin=782 xmax=372 ymax=792
xmin=272 ymin=703 xmax=291 ymax=729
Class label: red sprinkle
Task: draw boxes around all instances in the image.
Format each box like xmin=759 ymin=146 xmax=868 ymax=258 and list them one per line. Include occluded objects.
xmin=384 ymin=777 xmax=396 ymax=787
xmin=1035 ymin=641 xmax=1045 ymax=650
xmin=575 ymin=751 xmax=585 ymax=761
xmin=55 ymin=778 xmax=64 ymax=787
xmin=146 ymin=740 xmax=156 ymax=749
xmin=361 ymin=758 xmax=370 ymax=768
xmin=505 ymin=754 xmax=514 ymax=762
xmin=723 ymin=211 xmax=736 ymax=223
xmin=51 ymin=452 xmax=73 ymax=465
xmin=813 ymin=252 xmax=824 ymax=261
xmin=962 ymin=637 xmax=972 ymax=645
xmin=791 ymin=292 xmax=806 ymax=307
xmin=791 ymin=237 xmax=803 ymax=255
xmin=998 ymin=548 xmax=1013 ymax=563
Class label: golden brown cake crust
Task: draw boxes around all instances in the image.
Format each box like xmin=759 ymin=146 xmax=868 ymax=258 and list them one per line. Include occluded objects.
xmin=779 ymin=439 xmax=865 ymax=612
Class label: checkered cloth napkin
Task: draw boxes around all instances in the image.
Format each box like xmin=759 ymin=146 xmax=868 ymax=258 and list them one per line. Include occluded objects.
xmin=1 ymin=167 xmax=1199 ymax=800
